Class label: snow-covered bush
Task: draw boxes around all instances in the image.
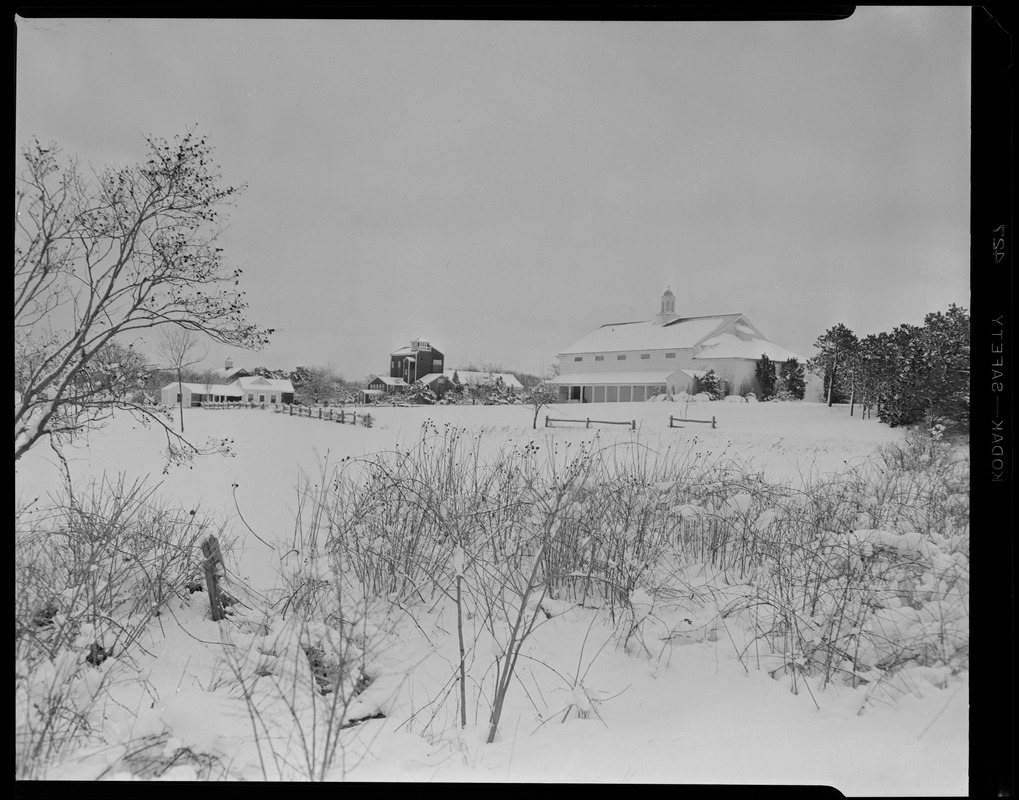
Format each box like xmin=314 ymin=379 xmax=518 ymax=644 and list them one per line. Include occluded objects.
xmin=691 ymin=370 xmax=724 ymax=400
xmin=15 ymin=477 xmax=230 ymax=778
xmin=658 ymin=434 xmax=969 ymax=701
xmin=406 ymin=384 xmax=438 ymax=405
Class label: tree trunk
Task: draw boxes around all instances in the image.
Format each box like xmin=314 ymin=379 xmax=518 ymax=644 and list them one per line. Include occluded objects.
xmin=177 ymin=368 xmax=185 ymax=432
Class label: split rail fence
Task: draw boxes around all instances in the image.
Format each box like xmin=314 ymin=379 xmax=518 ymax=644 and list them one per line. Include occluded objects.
xmin=668 ymin=414 xmax=717 ymax=429
xmin=545 ymin=416 xmax=637 ymax=432
xmin=192 ymin=401 xmax=370 ymax=425
xmin=274 ymin=404 xmax=368 ymax=425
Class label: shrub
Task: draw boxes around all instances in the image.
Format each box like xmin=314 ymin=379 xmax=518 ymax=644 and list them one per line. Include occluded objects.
xmin=15 ymin=477 xmax=230 ymax=778
xmin=406 ymin=384 xmax=438 ymax=405
xmin=692 ymin=370 xmax=724 ymax=400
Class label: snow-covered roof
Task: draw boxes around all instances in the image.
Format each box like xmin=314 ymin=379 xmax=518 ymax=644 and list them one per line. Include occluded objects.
xmin=549 ymin=371 xmax=679 ymax=385
xmin=161 ymin=377 xmax=294 ymax=395
xmin=559 ymin=315 xmax=740 ymax=355
xmin=693 ymin=333 xmax=804 ymax=363
xmin=236 ymin=376 xmax=295 ymax=393
xmin=390 ymin=342 xmax=439 ymax=357
xmin=418 ymin=373 xmax=452 ymax=387
xmin=370 ymin=376 xmax=407 ymax=386
xmin=162 ymin=381 xmax=243 ymax=396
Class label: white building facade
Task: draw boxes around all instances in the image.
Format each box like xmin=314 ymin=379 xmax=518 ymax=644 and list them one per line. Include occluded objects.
xmin=552 ymin=289 xmax=808 ymax=403
xmin=160 ymin=375 xmax=295 ymax=407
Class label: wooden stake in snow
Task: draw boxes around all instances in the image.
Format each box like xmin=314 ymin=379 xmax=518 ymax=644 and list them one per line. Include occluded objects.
xmin=201 ymin=535 xmax=226 ymax=622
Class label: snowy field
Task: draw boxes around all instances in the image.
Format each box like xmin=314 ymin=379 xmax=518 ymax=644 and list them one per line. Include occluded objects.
xmin=15 ymin=400 xmax=968 ymax=792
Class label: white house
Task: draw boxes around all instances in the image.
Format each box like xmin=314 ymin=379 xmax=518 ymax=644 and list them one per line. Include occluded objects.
xmin=160 ymin=374 xmax=295 ymax=407
xmin=551 ymin=289 xmax=811 ymax=403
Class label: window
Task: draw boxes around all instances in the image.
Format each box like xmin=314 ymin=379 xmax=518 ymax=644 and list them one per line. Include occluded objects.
xmin=619 ymin=386 xmax=632 ymax=402
xmin=259 ymin=395 xmax=265 ymax=403
xmin=666 ymin=352 xmax=676 ymax=359
xmin=176 ymin=393 xmax=182 ymax=403
xmin=248 ymin=394 xmax=254 ymax=402
xmin=574 ymin=356 xmax=583 ymax=362
xmin=617 ymin=355 xmax=626 ymax=361
xmin=270 ymin=395 xmax=277 ymax=404
xmin=641 ymin=353 xmax=650 ymax=360
xmin=595 ymin=355 xmax=605 ymax=361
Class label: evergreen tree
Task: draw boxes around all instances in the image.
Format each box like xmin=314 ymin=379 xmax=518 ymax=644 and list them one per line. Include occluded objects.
xmin=807 ymin=323 xmax=858 ymax=406
xmin=879 ymin=306 xmax=969 ymax=430
xmin=755 ymin=354 xmax=777 ymax=400
xmin=781 ymin=357 xmax=806 ymax=400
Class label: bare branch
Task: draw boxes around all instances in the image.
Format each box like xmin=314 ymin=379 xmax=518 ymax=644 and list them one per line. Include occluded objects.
xmin=14 ymin=130 xmax=273 ymax=463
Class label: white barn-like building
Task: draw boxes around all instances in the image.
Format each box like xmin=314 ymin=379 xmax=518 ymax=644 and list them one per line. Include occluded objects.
xmin=551 ymin=289 xmax=808 ymax=403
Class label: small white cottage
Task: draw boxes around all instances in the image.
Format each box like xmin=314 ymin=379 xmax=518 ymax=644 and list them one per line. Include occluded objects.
xmin=160 ymin=375 xmax=295 ymax=407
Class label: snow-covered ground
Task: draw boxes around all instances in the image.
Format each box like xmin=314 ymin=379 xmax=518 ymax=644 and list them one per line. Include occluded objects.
xmin=15 ymin=400 xmax=968 ymax=792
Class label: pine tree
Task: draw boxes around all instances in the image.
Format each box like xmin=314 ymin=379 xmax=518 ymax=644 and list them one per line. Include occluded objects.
xmin=755 ymin=354 xmax=777 ymax=400
xmin=878 ymin=306 xmax=969 ymax=430
xmin=807 ymin=323 xmax=858 ymax=407
xmin=781 ymin=358 xmax=806 ymax=400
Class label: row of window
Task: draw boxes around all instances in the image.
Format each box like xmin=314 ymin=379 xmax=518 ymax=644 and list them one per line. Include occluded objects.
xmin=392 ymin=358 xmax=445 ymax=371
xmin=177 ymin=393 xmax=278 ymax=404
xmin=558 ymin=384 xmax=666 ymax=402
xmin=574 ymin=352 xmax=676 ymax=362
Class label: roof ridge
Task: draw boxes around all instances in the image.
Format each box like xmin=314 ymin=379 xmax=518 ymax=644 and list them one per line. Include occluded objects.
xmin=663 ymin=313 xmax=741 ymax=326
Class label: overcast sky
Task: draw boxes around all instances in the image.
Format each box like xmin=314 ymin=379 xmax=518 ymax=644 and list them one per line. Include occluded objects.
xmin=15 ymin=10 xmax=970 ymax=381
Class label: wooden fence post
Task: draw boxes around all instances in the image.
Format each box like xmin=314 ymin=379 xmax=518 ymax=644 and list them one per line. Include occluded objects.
xmin=631 ymin=420 xmax=636 ymax=431
xmin=201 ymin=536 xmax=225 ymax=622
xmin=586 ymin=418 xmax=590 ymax=428
xmin=712 ymin=416 xmax=716 ymax=429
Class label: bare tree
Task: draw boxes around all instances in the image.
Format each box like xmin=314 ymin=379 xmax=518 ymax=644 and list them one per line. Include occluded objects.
xmin=524 ymin=383 xmax=557 ymax=430
xmin=290 ymin=363 xmax=343 ymax=405
xmin=157 ymin=327 xmax=208 ymax=433
xmin=14 ymin=129 xmax=272 ymax=462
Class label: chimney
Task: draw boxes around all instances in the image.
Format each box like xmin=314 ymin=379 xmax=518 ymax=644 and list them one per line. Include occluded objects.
xmin=225 ymin=357 xmax=234 ymax=371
